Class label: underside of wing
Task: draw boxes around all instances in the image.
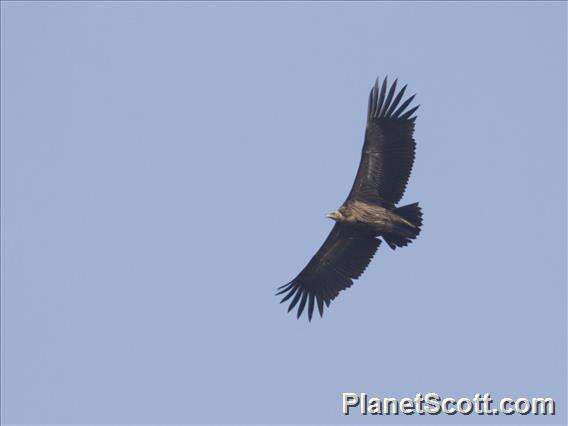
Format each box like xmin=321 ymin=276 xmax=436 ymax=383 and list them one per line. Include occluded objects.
xmin=347 ymin=77 xmax=419 ymax=206
xmin=276 ymin=224 xmax=381 ymax=320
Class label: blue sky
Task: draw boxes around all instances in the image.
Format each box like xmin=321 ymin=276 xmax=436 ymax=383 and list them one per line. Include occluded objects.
xmin=1 ymin=2 xmax=566 ymax=424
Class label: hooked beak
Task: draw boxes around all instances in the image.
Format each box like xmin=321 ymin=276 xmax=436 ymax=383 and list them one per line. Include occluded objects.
xmin=326 ymin=211 xmax=339 ymax=220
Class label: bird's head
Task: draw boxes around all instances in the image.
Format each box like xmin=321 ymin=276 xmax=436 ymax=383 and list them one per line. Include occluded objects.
xmin=326 ymin=210 xmax=344 ymax=221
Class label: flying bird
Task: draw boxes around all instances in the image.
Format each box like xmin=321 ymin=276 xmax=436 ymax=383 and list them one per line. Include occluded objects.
xmin=277 ymin=76 xmax=422 ymax=320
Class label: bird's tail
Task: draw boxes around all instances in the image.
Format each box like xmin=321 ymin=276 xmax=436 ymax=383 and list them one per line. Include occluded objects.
xmin=383 ymin=202 xmax=422 ymax=250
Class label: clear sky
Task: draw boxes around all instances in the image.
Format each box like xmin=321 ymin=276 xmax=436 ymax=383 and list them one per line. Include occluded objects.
xmin=1 ymin=1 xmax=566 ymax=425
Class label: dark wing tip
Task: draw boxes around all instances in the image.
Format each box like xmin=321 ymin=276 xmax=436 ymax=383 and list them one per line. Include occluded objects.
xmin=277 ymin=226 xmax=381 ymax=321
xmin=296 ymin=291 xmax=308 ymax=319
xmin=276 ymin=280 xmax=330 ymax=321
xmin=275 ymin=281 xmax=293 ymax=295
xmin=368 ymin=76 xmax=418 ymax=121
xmin=286 ymin=288 xmax=303 ymax=312
xmin=279 ymin=285 xmax=298 ymax=303
xmin=399 ymin=104 xmax=420 ymax=120
xmin=307 ymin=293 xmax=315 ymax=321
xmin=317 ymin=296 xmax=325 ymax=317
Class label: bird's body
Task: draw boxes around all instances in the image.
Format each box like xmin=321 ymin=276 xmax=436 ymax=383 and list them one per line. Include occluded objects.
xmin=331 ymin=200 xmax=416 ymax=235
xmin=277 ymin=76 xmax=423 ymax=320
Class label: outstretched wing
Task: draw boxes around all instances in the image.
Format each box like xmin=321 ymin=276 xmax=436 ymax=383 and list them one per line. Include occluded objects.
xmin=276 ymin=224 xmax=381 ymax=320
xmin=346 ymin=77 xmax=419 ymax=206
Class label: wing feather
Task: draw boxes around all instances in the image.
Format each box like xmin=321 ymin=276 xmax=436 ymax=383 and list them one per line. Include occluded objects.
xmin=393 ymin=94 xmax=415 ymax=118
xmin=347 ymin=77 xmax=419 ymax=205
xmin=277 ymin=224 xmax=381 ymax=319
xmin=375 ymin=77 xmax=388 ymax=118
xmin=381 ymin=78 xmax=397 ymax=116
xmin=386 ymin=84 xmax=407 ymax=117
xmin=307 ymin=293 xmax=316 ymax=321
xmin=287 ymin=289 xmax=303 ymax=312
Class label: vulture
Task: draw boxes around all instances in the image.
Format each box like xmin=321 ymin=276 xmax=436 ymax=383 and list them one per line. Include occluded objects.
xmin=276 ymin=76 xmax=422 ymax=320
